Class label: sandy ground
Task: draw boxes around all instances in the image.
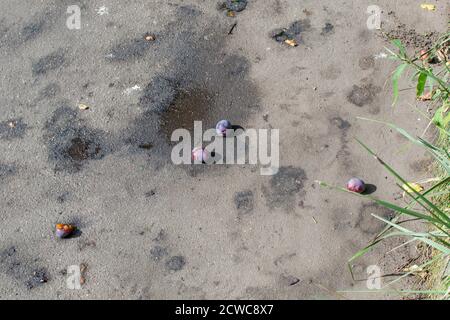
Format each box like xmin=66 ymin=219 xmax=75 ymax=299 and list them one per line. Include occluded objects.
xmin=0 ymin=0 xmax=448 ymax=299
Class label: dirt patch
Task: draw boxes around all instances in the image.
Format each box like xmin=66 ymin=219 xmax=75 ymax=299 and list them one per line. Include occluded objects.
xmin=381 ymin=24 xmax=438 ymax=49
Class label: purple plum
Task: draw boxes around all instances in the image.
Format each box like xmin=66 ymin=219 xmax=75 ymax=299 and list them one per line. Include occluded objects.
xmin=192 ymin=147 xmax=209 ymax=163
xmin=55 ymin=224 xmax=75 ymax=239
xmin=216 ymin=120 xmax=232 ymax=136
xmin=346 ymin=178 xmax=366 ymax=193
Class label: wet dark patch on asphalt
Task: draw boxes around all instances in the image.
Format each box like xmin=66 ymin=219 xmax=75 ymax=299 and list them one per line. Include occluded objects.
xmin=263 ymin=166 xmax=307 ymax=209
xmin=234 ymin=190 xmax=254 ymax=216
xmin=410 ymin=158 xmax=433 ymax=173
xmin=347 ymin=83 xmax=380 ymax=107
xmin=122 ymin=13 xmax=260 ymax=171
xmin=321 ymin=23 xmax=334 ymax=35
xmin=25 ymin=268 xmax=48 ymax=289
xmin=38 ymin=83 xmax=60 ymax=100
xmin=0 ymin=163 xmax=16 ymax=179
xmin=160 ymin=88 xmax=213 ymax=142
xmin=355 ymin=203 xmax=396 ymax=235
xmin=106 ymin=36 xmax=156 ymax=62
xmin=330 ymin=116 xmax=351 ymax=130
xmin=320 ymin=65 xmax=341 ymax=80
xmin=32 ymin=50 xmax=66 ymax=76
xmin=165 ymin=255 xmax=186 ymax=271
xmin=358 ymin=56 xmax=375 ymax=70
xmin=150 ymin=245 xmax=168 ymax=262
xmin=21 ymin=20 xmax=45 ymax=42
xmin=0 ymin=5 xmax=61 ymax=50
xmin=153 ymin=229 xmax=168 ymax=242
xmin=78 ymin=239 xmax=96 ymax=251
xmin=271 ymin=19 xmax=311 ymax=46
xmin=56 ymin=191 xmax=70 ymax=204
xmin=329 ymin=116 xmax=354 ymax=173
xmin=44 ymin=106 xmax=108 ymax=173
xmin=0 ymin=118 xmax=28 ymax=140
xmin=0 ymin=246 xmax=49 ymax=290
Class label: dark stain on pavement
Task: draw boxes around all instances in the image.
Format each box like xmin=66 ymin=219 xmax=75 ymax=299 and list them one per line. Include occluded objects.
xmin=25 ymin=268 xmax=48 ymax=289
xmin=358 ymin=56 xmax=375 ymax=70
xmin=0 ymin=118 xmax=28 ymax=140
xmin=0 ymin=163 xmax=16 ymax=179
xmin=271 ymin=19 xmax=311 ymax=45
xmin=329 ymin=116 xmax=354 ymax=173
xmin=234 ymin=190 xmax=254 ymax=216
xmin=32 ymin=50 xmax=66 ymax=76
xmin=150 ymin=246 xmax=168 ymax=262
xmin=347 ymin=84 xmax=380 ymax=107
xmin=123 ymin=13 xmax=260 ymax=163
xmin=263 ymin=166 xmax=307 ymax=209
xmin=165 ymin=255 xmax=186 ymax=271
xmin=160 ymin=88 xmax=213 ymax=143
xmin=321 ymin=22 xmax=334 ymax=35
xmin=38 ymin=83 xmax=60 ymax=100
xmin=107 ymin=36 xmax=156 ymax=62
xmin=44 ymin=106 xmax=107 ymax=173
xmin=0 ymin=246 xmax=49 ymax=290
xmin=355 ymin=203 xmax=396 ymax=235
xmin=21 ymin=20 xmax=45 ymax=42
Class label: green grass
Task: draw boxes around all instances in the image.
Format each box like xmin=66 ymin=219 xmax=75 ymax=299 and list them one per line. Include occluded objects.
xmin=319 ymin=33 xmax=449 ymax=299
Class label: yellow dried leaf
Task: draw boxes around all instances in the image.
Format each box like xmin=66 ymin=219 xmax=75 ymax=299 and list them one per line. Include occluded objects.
xmin=420 ymin=4 xmax=436 ymax=11
xmin=285 ymin=39 xmax=298 ymax=47
xmin=417 ymin=92 xmax=433 ymax=101
xmin=78 ymin=103 xmax=90 ymax=110
xmin=226 ymin=10 xmax=235 ymax=17
xmin=402 ymin=183 xmax=424 ymax=194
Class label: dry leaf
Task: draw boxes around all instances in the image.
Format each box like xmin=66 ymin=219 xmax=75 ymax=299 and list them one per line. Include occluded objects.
xmin=417 ymin=92 xmax=433 ymax=101
xmin=284 ymin=39 xmax=298 ymax=47
xmin=144 ymin=34 xmax=156 ymax=41
xmin=402 ymin=182 xmax=424 ymax=194
xmin=226 ymin=10 xmax=235 ymax=17
xmin=420 ymin=4 xmax=436 ymax=11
